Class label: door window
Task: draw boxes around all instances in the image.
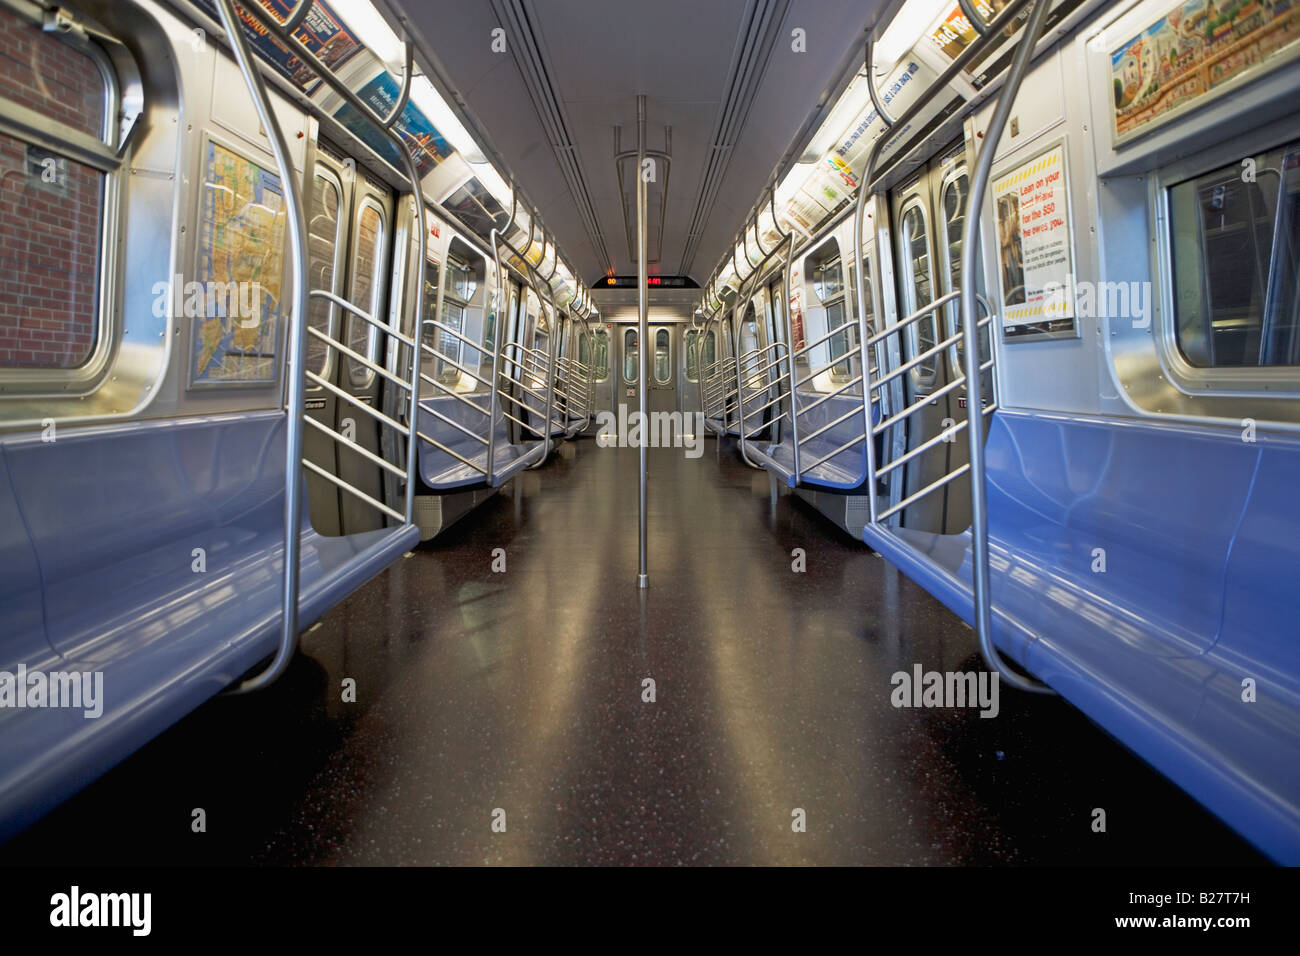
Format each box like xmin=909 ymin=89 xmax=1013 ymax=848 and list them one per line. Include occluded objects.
xmin=306 ymin=171 xmax=343 ymax=378
xmin=654 ymin=329 xmax=671 ymax=384
xmin=624 ymin=328 xmax=638 ymax=383
xmin=900 ymin=201 xmax=937 ymax=382
xmin=347 ymin=200 xmax=387 ymax=386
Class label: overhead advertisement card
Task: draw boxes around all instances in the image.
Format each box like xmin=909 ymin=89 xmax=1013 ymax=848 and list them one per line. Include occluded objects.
xmin=192 ymin=0 xmax=362 ymax=94
xmin=333 ymin=72 xmax=453 ymax=179
xmin=991 ymin=144 xmax=1077 ymax=340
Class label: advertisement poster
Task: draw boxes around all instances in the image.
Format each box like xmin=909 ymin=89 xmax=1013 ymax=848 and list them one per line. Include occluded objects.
xmin=928 ymin=2 xmax=995 ymax=60
xmin=1111 ymin=0 xmax=1300 ymax=139
xmin=789 ymin=284 xmax=805 ymax=352
xmin=193 ymin=0 xmax=361 ymax=94
xmin=333 ymin=72 xmax=452 ymax=179
xmin=991 ymin=144 xmax=1076 ymax=340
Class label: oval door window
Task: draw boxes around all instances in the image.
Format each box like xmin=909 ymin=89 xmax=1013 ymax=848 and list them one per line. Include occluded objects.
xmin=654 ymin=329 xmax=670 ymax=384
xmin=624 ymin=328 xmax=638 ymax=383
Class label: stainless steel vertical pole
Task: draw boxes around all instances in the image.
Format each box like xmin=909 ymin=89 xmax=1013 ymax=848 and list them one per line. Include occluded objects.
xmin=960 ymin=0 xmax=1054 ymax=694
xmin=637 ymin=95 xmax=649 ymax=589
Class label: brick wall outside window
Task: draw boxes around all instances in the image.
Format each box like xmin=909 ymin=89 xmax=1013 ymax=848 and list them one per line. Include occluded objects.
xmin=0 ymin=4 xmax=107 ymax=371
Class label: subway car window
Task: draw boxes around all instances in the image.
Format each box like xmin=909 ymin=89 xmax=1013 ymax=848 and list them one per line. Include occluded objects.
xmin=623 ymin=327 xmax=638 ymax=383
xmin=900 ymin=202 xmax=937 ymax=378
xmin=654 ymin=328 xmax=670 ymax=383
xmin=593 ymin=327 xmax=610 ymax=381
xmin=814 ymin=257 xmax=854 ymax=382
xmin=685 ymin=329 xmax=699 ymax=381
xmin=438 ymin=258 xmax=474 ymax=385
xmin=1170 ymin=140 xmax=1300 ymax=367
xmin=305 ymin=173 xmax=344 ymax=377
xmin=347 ymin=202 xmax=386 ymax=385
xmin=0 ymin=5 xmax=110 ymax=371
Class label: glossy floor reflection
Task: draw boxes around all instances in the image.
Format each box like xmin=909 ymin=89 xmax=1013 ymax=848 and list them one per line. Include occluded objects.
xmin=0 ymin=438 xmax=1267 ymax=865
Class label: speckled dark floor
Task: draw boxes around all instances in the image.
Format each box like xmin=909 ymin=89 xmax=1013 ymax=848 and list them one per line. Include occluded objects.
xmin=0 ymin=438 xmax=1268 ymax=865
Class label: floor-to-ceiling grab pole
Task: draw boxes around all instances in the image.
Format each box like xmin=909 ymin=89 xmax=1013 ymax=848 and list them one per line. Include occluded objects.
xmin=214 ymin=0 xmax=309 ymax=694
xmin=637 ymin=95 xmax=649 ymax=589
xmin=960 ymin=0 xmax=1055 ymax=695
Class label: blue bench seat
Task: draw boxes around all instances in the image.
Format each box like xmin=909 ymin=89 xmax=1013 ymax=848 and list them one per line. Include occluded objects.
xmin=748 ymin=393 xmax=876 ymax=490
xmin=0 ymin=411 xmax=417 ymax=839
xmin=864 ymin=409 xmax=1300 ymax=862
xmin=417 ymin=396 xmax=547 ymax=491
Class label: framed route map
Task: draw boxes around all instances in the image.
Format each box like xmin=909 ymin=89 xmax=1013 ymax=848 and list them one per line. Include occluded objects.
xmin=189 ymin=139 xmax=287 ymax=387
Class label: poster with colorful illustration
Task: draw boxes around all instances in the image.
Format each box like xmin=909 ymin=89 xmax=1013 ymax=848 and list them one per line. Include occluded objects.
xmin=1111 ymin=0 xmax=1300 ymax=140
xmin=192 ymin=0 xmax=361 ymax=94
xmin=991 ymin=145 xmax=1076 ymax=340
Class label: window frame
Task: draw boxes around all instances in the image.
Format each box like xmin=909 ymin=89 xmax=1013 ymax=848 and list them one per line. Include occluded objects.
xmin=684 ymin=329 xmax=700 ymax=383
xmin=897 ymin=196 xmax=939 ymax=389
xmin=653 ymin=327 xmax=671 ymax=385
xmin=593 ymin=326 xmax=610 ymax=382
xmin=306 ymin=166 xmax=347 ymax=383
xmin=623 ymin=327 xmax=638 ymax=384
xmin=0 ymin=3 xmax=124 ymax=393
xmin=437 ymin=255 xmax=476 ymax=387
xmin=346 ymin=194 xmax=389 ymax=388
xmin=1153 ymin=132 xmax=1300 ymax=397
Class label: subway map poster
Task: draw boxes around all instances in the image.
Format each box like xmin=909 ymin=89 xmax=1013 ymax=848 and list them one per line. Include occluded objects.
xmin=191 ymin=141 xmax=287 ymax=386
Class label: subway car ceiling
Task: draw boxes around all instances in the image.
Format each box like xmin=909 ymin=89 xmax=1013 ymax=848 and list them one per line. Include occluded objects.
xmin=0 ymin=0 xmax=1298 ymax=872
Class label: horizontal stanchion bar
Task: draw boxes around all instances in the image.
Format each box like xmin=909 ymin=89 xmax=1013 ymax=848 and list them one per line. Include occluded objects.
xmin=304 ymin=372 xmax=408 ymax=433
xmin=876 ymin=463 xmax=972 ymax=522
xmin=304 ymin=414 xmax=405 ymax=478
xmin=302 ymin=458 xmax=404 ymax=522
xmin=872 ymin=360 xmax=992 ymax=435
xmin=417 ymin=373 xmax=493 ymax=418
xmin=793 ymin=374 xmax=865 ymax=416
xmin=309 ymin=290 xmax=413 ymax=348
xmin=307 ymin=326 xmax=410 ymax=393
xmin=416 ymin=402 xmax=490 ymax=446
xmin=799 ymin=432 xmax=866 ymax=473
xmin=415 ymin=429 xmax=489 ymax=475
xmin=869 ymin=316 xmax=991 ymax=392
xmin=797 ymin=403 xmax=864 ymax=446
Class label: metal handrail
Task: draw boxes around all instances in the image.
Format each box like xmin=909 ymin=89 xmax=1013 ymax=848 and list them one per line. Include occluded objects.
xmin=870 ymin=314 xmax=992 ymax=392
xmin=795 ymin=374 xmax=866 ymax=416
xmin=215 ymin=0 xmax=432 ymax=693
xmin=307 ymin=290 xmax=415 ymax=348
xmin=793 ymin=319 xmax=861 ymax=359
xmin=872 ymin=357 xmax=994 ymax=435
xmin=960 ymin=0 xmax=1055 ymax=694
xmin=422 ymin=316 xmax=485 ymax=353
xmin=306 ymin=326 xmax=409 ymax=392
xmin=418 ymin=344 xmax=494 ymax=393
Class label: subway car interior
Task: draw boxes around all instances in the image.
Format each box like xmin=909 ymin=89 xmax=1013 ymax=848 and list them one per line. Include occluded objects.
xmin=0 ymin=0 xmax=1297 ymax=887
